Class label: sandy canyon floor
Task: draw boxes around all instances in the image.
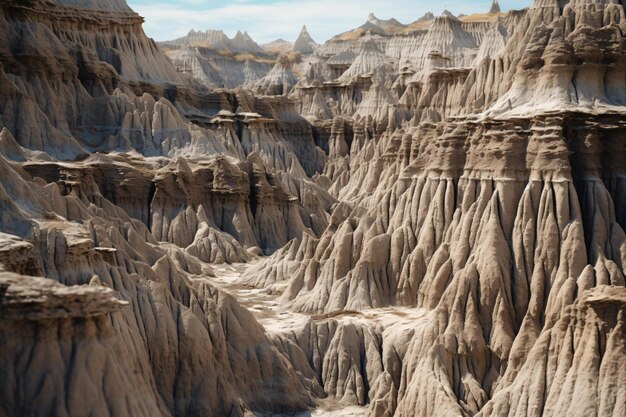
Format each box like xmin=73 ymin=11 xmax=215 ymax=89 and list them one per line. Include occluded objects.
xmin=210 ymin=261 xmax=429 ymax=417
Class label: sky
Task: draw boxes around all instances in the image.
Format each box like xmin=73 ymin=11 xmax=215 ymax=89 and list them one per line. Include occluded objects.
xmin=128 ymin=0 xmax=531 ymax=45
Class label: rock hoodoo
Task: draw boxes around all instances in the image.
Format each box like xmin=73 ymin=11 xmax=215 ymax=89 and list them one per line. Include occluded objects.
xmin=293 ymin=25 xmax=318 ymax=55
xmin=490 ymin=0 xmax=502 ymax=14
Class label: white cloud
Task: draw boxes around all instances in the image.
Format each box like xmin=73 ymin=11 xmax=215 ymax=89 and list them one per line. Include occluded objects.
xmin=129 ymin=0 xmax=527 ymax=44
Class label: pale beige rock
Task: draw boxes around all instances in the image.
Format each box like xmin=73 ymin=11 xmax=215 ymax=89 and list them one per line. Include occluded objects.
xmin=1 ymin=0 xmax=626 ymax=417
xmin=293 ymin=26 xmax=318 ymax=55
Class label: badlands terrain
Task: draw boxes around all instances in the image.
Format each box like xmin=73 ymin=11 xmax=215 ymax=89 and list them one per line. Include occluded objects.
xmin=1 ymin=0 xmax=625 ymax=416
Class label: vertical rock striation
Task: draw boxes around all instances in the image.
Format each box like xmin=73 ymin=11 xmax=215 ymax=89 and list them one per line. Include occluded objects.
xmin=0 ymin=0 xmax=625 ymax=417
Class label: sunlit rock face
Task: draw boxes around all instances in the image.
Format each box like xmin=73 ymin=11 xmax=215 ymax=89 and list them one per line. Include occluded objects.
xmin=1 ymin=0 xmax=625 ymax=417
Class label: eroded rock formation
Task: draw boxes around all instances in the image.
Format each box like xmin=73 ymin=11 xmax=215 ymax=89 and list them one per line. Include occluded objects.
xmin=1 ymin=0 xmax=625 ymax=416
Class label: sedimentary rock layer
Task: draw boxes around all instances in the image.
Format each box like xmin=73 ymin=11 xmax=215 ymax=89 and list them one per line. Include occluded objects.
xmin=1 ymin=0 xmax=625 ymax=417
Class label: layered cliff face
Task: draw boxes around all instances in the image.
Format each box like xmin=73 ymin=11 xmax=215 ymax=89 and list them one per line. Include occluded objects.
xmin=159 ymin=27 xmax=316 ymax=91
xmin=246 ymin=1 xmax=626 ymax=416
xmin=158 ymin=30 xmax=275 ymax=89
xmin=1 ymin=0 xmax=625 ymax=417
xmin=0 ymin=0 xmax=327 ymax=415
xmin=0 ymin=0 xmax=331 ymax=257
xmin=0 ymin=151 xmax=314 ymax=416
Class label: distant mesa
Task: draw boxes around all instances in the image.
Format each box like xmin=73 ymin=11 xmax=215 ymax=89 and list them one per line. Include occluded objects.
xmin=262 ymin=39 xmax=293 ymax=54
xmin=164 ymin=28 xmax=264 ymax=55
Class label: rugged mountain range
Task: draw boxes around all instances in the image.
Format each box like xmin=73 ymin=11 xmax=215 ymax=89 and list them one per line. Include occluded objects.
xmin=159 ymin=26 xmax=317 ymax=90
xmin=0 ymin=1 xmax=625 ymax=417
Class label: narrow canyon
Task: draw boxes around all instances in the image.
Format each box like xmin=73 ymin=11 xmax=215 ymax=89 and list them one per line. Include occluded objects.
xmin=0 ymin=0 xmax=625 ymax=416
